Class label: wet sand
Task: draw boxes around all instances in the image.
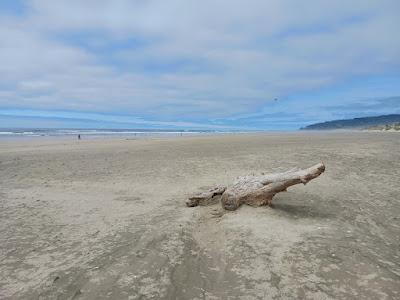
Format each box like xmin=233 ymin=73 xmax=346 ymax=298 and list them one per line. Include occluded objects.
xmin=1 ymin=132 xmax=399 ymax=299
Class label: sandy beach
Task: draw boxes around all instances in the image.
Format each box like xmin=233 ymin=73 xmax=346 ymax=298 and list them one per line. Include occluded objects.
xmin=1 ymin=132 xmax=399 ymax=299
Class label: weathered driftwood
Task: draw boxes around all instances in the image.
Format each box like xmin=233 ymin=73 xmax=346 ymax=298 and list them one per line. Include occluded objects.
xmin=186 ymin=163 xmax=325 ymax=211
xmin=186 ymin=186 xmax=226 ymax=207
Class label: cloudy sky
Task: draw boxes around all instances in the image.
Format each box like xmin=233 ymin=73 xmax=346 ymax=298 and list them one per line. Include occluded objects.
xmin=0 ymin=0 xmax=399 ymax=130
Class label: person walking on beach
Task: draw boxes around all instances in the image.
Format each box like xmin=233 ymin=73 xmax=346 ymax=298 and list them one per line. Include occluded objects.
xmin=78 ymin=134 xmax=81 ymax=140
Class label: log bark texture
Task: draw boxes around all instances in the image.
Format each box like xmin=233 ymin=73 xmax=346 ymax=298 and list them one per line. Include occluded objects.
xmin=187 ymin=163 xmax=325 ymax=211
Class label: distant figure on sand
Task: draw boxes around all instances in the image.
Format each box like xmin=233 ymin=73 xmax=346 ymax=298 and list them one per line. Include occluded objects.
xmin=78 ymin=134 xmax=81 ymax=140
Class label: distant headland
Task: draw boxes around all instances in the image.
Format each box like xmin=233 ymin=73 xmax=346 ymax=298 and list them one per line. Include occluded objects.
xmin=300 ymin=114 xmax=400 ymax=131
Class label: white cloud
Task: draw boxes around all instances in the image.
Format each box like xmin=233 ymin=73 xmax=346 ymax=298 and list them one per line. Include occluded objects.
xmin=0 ymin=0 xmax=399 ymax=125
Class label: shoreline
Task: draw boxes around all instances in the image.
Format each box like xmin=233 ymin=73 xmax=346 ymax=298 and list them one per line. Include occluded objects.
xmin=0 ymin=128 xmax=394 ymax=142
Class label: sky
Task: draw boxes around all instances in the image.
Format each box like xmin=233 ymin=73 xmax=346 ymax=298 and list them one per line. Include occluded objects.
xmin=0 ymin=0 xmax=399 ymax=130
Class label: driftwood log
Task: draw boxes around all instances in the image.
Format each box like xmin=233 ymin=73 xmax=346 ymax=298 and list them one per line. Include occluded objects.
xmin=186 ymin=163 xmax=325 ymax=211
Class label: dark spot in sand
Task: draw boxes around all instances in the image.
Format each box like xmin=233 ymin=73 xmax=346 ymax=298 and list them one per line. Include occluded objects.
xmin=114 ymin=196 xmax=143 ymax=202
xmin=72 ymin=289 xmax=82 ymax=299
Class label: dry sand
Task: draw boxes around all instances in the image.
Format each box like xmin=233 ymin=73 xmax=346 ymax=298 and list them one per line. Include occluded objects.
xmin=0 ymin=132 xmax=399 ymax=299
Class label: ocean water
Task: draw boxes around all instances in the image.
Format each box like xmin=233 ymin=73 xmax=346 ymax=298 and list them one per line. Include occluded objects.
xmin=0 ymin=128 xmax=229 ymax=139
